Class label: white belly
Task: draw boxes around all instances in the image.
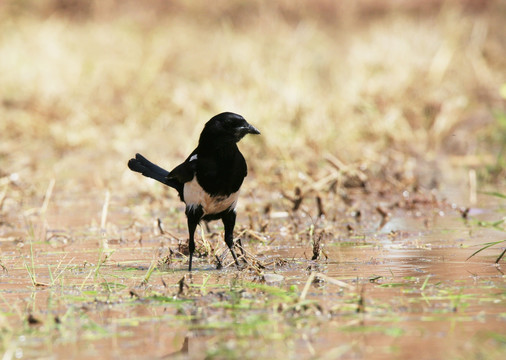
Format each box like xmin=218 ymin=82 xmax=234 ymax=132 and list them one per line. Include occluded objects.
xmin=183 ymin=177 xmax=240 ymax=215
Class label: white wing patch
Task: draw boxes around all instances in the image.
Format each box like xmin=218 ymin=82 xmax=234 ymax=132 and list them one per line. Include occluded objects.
xmin=183 ymin=177 xmax=239 ymax=215
xmin=189 ymin=154 xmax=198 ymax=162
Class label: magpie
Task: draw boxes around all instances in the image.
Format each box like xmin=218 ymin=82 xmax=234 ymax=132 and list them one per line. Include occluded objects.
xmin=128 ymin=112 xmax=260 ymax=271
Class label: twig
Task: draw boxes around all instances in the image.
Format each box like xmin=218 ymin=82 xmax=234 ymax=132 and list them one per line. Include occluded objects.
xmin=281 ymin=187 xmax=304 ymax=211
xmin=157 ymin=218 xmax=165 ymax=234
xmin=376 ymin=206 xmax=390 ymax=229
xmin=316 ymin=195 xmax=325 ymax=217
xmin=324 ymin=153 xmax=367 ymax=182
xmin=0 ymin=183 xmax=8 ymax=211
xmin=300 ymin=272 xmax=316 ymax=301
xmin=314 ymin=272 xmax=354 ymax=290
xmin=101 ymin=190 xmax=110 ymax=229
xmin=300 ymin=272 xmax=354 ymax=302
xmin=40 ymin=178 xmax=55 ymax=214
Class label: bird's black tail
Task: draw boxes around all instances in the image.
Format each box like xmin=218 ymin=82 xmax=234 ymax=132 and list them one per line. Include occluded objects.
xmin=128 ymin=154 xmax=183 ymax=196
xmin=128 ymin=153 xmax=169 ymax=183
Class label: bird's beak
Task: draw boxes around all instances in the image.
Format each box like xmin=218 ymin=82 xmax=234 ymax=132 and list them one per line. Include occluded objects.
xmin=246 ymin=124 xmax=261 ymax=135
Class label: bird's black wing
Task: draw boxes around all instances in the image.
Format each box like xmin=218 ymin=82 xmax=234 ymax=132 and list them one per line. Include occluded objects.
xmin=167 ymin=149 xmax=198 ymax=184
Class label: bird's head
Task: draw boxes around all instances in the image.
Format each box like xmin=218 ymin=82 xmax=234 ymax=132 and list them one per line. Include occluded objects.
xmin=200 ymin=112 xmax=260 ymax=144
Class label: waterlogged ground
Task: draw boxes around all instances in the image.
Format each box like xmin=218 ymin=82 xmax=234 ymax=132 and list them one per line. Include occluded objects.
xmin=0 ymin=188 xmax=505 ymax=359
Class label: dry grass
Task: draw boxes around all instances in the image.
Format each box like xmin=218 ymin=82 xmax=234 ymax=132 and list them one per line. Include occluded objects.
xmin=0 ymin=0 xmax=505 ymax=201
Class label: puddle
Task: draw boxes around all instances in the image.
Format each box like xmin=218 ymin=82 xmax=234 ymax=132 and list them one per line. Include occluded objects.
xmin=0 ymin=189 xmax=505 ymax=359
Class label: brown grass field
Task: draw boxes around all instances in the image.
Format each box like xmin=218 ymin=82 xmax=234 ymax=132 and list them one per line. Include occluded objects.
xmin=0 ymin=0 xmax=505 ymax=359
xmin=1 ymin=0 xmax=505 ymax=195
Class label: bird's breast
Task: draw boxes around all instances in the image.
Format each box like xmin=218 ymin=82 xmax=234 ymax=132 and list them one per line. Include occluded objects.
xmin=183 ymin=177 xmax=240 ymax=215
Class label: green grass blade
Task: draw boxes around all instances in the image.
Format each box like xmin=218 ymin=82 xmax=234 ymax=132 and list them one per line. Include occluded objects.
xmin=495 ymin=248 xmax=506 ymax=263
xmin=24 ymin=263 xmax=36 ymax=287
xmin=480 ymin=191 xmax=506 ymax=199
xmin=466 ymin=239 xmax=506 ymax=261
xmin=142 ymin=261 xmax=157 ymax=285
xmin=420 ymin=275 xmax=431 ymax=291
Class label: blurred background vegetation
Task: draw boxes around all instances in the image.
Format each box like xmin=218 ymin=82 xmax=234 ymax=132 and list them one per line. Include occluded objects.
xmin=0 ymin=0 xmax=505 ymax=201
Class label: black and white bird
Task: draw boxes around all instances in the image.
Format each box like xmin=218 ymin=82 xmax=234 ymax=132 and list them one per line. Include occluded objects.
xmin=128 ymin=112 xmax=260 ymax=271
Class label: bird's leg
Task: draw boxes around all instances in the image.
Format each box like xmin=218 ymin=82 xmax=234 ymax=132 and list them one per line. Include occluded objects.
xmin=236 ymin=238 xmax=247 ymax=263
xmin=187 ymin=217 xmax=198 ymax=272
xmin=222 ymin=210 xmax=240 ymax=267
xmin=186 ymin=206 xmax=203 ymax=272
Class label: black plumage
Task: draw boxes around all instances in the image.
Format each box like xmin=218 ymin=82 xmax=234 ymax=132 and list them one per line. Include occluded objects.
xmin=128 ymin=112 xmax=260 ymax=271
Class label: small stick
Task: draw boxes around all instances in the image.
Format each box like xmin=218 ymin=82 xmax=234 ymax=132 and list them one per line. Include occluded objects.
xmin=324 ymin=153 xmax=367 ymax=182
xmin=157 ymin=218 xmax=165 ymax=234
xmin=244 ymin=229 xmax=267 ymax=243
xmin=300 ymin=272 xmax=316 ymax=301
xmin=302 ymin=333 xmax=316 ymax=356
xmin=314 ymin=272 xmax=354 ymax=290
xmin=316 ymin=195 xmax=325 ymax=217
xmin=356 ymin=286 xmax=365 ymax=313
xmin=312 ymin=232 xmax=322 ymax=261
xmin=101 ymin=190 xmax=110 ymax=229
xmin=293 ymin=187 xmax=303 ymax=211
xmin=0 ymin=183 xmax=7 ymax=211
xmin=40 ymin=178 xmax=55 ymax=214
xmin=281 ymin=187 xmax=305 ymax=211
xmin=376 ymin=206 xmax=389 ymax=229
xmin=302 ymin=172 xmax=340 ymax=193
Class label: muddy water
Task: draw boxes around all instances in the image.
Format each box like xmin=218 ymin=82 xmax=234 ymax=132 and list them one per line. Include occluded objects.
xmin=0 ymin=190 xmax=505 ymax=359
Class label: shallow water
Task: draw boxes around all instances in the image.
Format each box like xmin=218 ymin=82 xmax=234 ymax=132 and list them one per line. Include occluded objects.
xmin=0 ymin=189 xmax=505 ymax=359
